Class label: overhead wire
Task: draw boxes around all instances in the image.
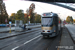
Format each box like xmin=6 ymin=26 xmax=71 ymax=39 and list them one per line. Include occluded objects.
xmin=34 ymin=3 xmax=49 ymax=12
xmin=54 ymin=0 xmax=60 ymax=15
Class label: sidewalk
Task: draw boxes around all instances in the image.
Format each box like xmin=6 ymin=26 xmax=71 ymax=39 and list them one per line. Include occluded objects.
xmin=0 ymin=28 xmax=41 ymax=40
xmin=0 ymin=27 xmax=15 ymax=33
xmin=65 ymin=24 xmax=75 ymax=43
xmin=59 ymin=27 xmax=75 ymax=50
xmin=0 ymin=25 xmax=41 ymax=33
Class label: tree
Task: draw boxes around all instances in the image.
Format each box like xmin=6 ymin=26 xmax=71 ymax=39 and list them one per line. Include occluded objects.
xmin=9 ymin=10 xmax=24 ymax=23
xmin=66 ymin=16 xmax=73 ymax=23
xmin=24 ymin=9 xmax=29 ymax=23
xmin=25 ymin=3 xmax=35 ymax=23
xmin=66 ymin=16 xmax=70 ymax=23
xmin=9 ymin=13 xmax=16 ymax=23
xmin=15 ymin=9 xmax=24 ymax=21
xmin=70 ymin=16 xmax=73 ymax=22
xmin=73 ymin=19 xmax=75 ymax=23
xmin=28 ymin=3 xmax=35 ymax=23
xmin=10 ymin=13 xmax=15 ymax=19
xmin=0 ymin=0 xmax=8 ymax=24
xmin=35 ymin=14 xmax=41 ymax=23
xmin=24 ymin=13 xmax=28 ymax=23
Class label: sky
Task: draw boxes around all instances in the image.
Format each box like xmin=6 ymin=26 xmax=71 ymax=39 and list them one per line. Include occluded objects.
xmin=3 ymin=0 xmax=75 ymax=20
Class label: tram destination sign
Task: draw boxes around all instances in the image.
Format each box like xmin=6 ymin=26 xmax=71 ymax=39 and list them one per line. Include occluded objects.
xmin=43 ymin=13 xmax=53 ymax=17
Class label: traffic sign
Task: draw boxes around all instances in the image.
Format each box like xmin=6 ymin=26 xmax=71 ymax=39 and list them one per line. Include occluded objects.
xmin=9 ymin=21 xmax=12 ymax=24
xmin=5 ymin=19 xmax=7 ymax=22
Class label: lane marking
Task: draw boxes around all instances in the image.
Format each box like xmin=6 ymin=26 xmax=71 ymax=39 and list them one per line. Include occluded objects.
xmin=12 ymin=35 xmax=42 ymax=50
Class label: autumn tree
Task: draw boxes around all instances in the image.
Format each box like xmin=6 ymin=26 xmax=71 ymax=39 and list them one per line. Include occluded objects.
xmin=10 ymin=13 xmax=16 ymax=23
xmin=9 ymin=10 xmax=24 ymax=23
xmin=24 ymin=13 xmax=28 ymax=23
xmin=15 ymin=9 xmax=24 ymax=21
xmin=73 ymin=19 xmax=75 ymax=23
xmin=66 ymin=16 xmax=73 ymax=23
xmin=35 ymin=14 xmax=41 ymax=23
xmin=26 ymin=3 xmax=35 ymax=23
xmin=24 ymin=9 xmax=29 ymax=23
xmin=10 ymin=13 xmax=15 ymax=19
xmin=28 ymin=3 xmax=35 ymax=23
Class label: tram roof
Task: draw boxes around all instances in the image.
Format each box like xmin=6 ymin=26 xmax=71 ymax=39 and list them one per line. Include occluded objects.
xmin=41 ymin=12 xmax=58 ymax=17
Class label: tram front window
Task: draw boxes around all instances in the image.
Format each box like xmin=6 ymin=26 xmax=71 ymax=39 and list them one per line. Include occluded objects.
xmin=42 ymin=17 xmax=52 ymax=26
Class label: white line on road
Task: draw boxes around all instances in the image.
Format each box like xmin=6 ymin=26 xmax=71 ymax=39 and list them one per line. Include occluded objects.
xmin=12 ymin=35 xmax=42 ymax=50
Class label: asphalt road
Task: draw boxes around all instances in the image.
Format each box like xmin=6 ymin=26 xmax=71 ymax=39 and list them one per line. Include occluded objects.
xmin=59 ymin=26 xmax=75 ymax=50
xmin=0 ymin=27 xmax=61 ymax=50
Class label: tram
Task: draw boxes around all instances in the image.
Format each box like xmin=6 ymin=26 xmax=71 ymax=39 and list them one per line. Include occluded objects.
xmin=41 ymin=12 xmax=61 ymax=37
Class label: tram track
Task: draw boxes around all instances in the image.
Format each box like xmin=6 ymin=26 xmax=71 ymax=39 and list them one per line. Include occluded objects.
xmin=0 ymin=29 xmax=41 ymax=50
xmin=0 ymin=27 xmax=62 ymax=50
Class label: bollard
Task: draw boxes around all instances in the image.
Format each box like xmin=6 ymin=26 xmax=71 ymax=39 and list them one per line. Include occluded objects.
xmin=9 ymin=24 xmax=11 ymax=33
xmin=9 ymin=29 xmax=11 ymax=33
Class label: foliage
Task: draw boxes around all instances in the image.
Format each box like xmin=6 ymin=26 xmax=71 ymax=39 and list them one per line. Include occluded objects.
xmin=66 ymin=16 xmax=73 ymax=23
xmin=24 ymin=13 xmax=28 ymax=23
xmin=28 ymin=3 xmax=35 ymax=23
xmin=15 ymin=9 xmax=24 ymax=20
xmin=73 ymin=19 xmax=75 ymax=23
xmin=35 ymin=14 xmax=41 ymax=23
xmin=10 ymin=13 xmax=15 ymax=20
xmin=9 ymin=13 xmax=16 ymax=23
xmin=9 ymin=9 xmax=24 ymax=23
xmin=0 ymin=15 xmax=8 ymax=24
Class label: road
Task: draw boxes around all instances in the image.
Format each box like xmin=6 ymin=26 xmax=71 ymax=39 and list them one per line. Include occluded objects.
xmin=65 ymin=24 xmax=75 ymax=41
xmin=0 ymin=27 xmax=61 ymax=50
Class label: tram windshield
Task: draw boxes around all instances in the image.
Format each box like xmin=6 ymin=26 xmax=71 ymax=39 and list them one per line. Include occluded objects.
xmin=42 ymin=17 xmax=52 ymax=26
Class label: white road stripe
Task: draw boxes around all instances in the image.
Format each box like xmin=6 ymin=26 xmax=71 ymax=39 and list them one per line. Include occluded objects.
xmin=12 ymin=46 xmax=19 ymax=50
xmin=12 ymin=35 xmax=42 ymax=50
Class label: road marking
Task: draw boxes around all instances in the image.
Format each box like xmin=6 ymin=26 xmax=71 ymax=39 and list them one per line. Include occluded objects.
xmin=12 ymin=35 xmax=42 ymax=50
xmin=12 ymin=46 xmax=19 ymax=50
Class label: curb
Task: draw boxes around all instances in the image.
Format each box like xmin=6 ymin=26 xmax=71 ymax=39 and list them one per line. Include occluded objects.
xmin=0 ymin=27 xmax=41 ymax=40
xmin=65 ymin=27 xmax=75 ymax=44
xmin=0 ymin=26 xmax=41 ymax=33
xmin=0 ymin=30 xmax=14 ymax=33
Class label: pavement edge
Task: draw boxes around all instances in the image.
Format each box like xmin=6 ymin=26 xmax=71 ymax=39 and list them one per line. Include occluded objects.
xmin=65 ymin=26 xmax=75 ymax=44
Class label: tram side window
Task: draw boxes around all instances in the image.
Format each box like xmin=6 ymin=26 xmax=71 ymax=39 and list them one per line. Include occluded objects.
xmin=54 ymin=17 xmax=58 ymax=25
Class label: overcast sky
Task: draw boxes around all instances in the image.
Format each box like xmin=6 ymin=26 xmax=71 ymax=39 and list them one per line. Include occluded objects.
xmin=3 ymin=0 xmax=75 ymax=20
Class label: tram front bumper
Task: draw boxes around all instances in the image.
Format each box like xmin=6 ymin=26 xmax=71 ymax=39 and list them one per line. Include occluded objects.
xmin=41 ymin=33 xmax=52 ymax=36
